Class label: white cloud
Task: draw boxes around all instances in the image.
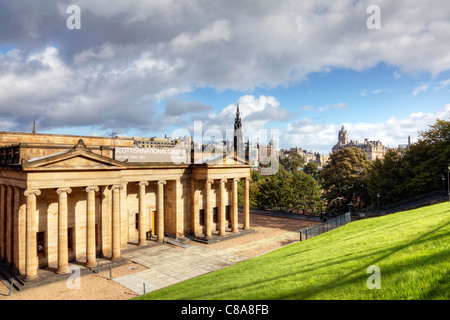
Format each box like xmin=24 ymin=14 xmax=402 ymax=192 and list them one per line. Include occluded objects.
xmin=282 ymin=105 xmax=450 ymax=153
xmin=393 ymin=70 xmax=402 ymax=79
xmin=317 ymin=102 xmax=348 ymax=112
xmin=412 ymin=84 xmax=429 ymax=96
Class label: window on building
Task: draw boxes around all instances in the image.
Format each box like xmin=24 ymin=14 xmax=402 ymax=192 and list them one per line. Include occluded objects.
xmin=135 ymin=213 xmax=139 ymax=230
xmin=213 ymin=207 xmax=218 ymax=223
xmin=68 ymin=228 xmax=74 ymax=251
xmin=225 ymin=205 xmax=231 ymax=221
xmin=199 ymin=209 xmax=205 ymax=225
xmin=37 ymin=232 xmax=45 ymax=256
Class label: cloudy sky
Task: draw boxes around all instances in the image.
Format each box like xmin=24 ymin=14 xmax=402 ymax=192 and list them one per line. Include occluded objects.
xmin=0 ymin=0 xmax=449 ymax=154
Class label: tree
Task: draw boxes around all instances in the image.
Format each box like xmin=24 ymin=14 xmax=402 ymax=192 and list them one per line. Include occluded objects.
xmin=290 ymin=171 xmax=321 ymax=213
xmin=280 ymin=153 xmax=305 ymax=173
xmin=366 ymin=149 xmax=410 ymax=205
xmin=403 ymin=119 xmax=450 ymax=196
xmin=321 ymin=147 xmax=370 ymax=214
xmin=255 ymin=168 xmax=294 ymax=210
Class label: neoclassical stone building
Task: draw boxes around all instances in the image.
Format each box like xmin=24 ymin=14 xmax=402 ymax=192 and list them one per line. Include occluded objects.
xmin=332 ymin=125 xmax=388 ymax=161
xmin=0 ymin=132 xmax=250 ymax=281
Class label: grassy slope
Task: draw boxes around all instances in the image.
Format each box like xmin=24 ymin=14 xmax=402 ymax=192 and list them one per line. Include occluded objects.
xmin=135 ymin=202 xmax=450 ymax=300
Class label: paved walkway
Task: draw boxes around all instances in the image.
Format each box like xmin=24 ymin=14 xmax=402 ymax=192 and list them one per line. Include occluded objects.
xmin=114 ymin=244 xmax=247 ymax=295
xmin=221 ymin=230 xmax=300 ymax=255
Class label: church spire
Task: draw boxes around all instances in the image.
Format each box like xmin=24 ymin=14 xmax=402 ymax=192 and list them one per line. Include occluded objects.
xmin=234 ymin=103 xmax=244 ymax=158
xmin=32 ymin=121 xmax=36 ymax=134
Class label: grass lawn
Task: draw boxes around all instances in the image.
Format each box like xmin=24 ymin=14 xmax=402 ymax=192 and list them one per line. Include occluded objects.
xmin=134 ymin=202 xmax=450 ymax=300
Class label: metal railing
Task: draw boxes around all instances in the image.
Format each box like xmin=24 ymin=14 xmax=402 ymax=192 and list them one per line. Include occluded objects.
xmin=299 ymin=212 xmax=351 ymax=241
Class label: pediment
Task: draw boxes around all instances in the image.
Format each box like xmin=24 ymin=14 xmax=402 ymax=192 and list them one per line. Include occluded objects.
xmin=39 ymin=155 xmax=120 ymax=168
xmin=199 ymin=152 xmax=249 ymax=166
xmin=22 ymin=140 xmax=126 ymax=170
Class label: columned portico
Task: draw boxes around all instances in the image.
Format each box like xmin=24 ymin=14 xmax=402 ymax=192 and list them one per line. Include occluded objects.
xmin=24 ymin=189 xmax=41 ymax=281
xmin=0 ymin=136 xmax=251 ymax=279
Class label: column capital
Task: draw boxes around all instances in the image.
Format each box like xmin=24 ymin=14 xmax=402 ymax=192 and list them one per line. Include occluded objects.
xmin=220 ymin=178 xmax=228 ymax=183
xmin=157 ymin=180 xmax=167 ymax=186
xmin=233 ymin=178 xmax=240 ymax=182
xmin=138 ymin=181 xmax=149 ymax=187
xmin=111 ymin=184 xmax=124 ymax=191
xmin=205 ymin=179 xmax=214 ymax=185
xmin=57 ymin=187 xmax=72 ymax=195
xmin=85 ymin=186 xmax=99 ymax=193
xmin=24 ymin=189 xmax=41 ymax=197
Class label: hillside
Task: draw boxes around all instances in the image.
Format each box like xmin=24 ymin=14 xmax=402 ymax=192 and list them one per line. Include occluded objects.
xmin=135 ymin=202 xmax=449 ymax=300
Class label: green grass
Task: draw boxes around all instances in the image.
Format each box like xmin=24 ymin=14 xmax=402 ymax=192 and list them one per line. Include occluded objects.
xmin=134 ymin=202 xmax=450 ymax=300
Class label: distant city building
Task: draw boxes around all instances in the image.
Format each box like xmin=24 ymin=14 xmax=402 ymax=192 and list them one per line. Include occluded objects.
xmin=331 ymin=125 xmax=388 ymax=161
xmin=279 ymin=147 xmax=329 ymax=168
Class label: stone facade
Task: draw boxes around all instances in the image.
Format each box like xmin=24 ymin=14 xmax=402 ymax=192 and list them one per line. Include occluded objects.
xmin=0 ymin=133 xmax=250 ymax=281
xmin=331 ymin=125 xmax=387 ymax=161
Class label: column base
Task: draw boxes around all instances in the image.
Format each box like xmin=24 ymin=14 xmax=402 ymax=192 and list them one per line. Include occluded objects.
xmin=24 ymin=274 xmax=38 ymax=282
xmin=56 ymin=268 xmax=69 ymax=275
xmin=85 ymin=261 xmax=98 ymax=268
xmin=156 ymin=237 xmax=164 ymax=243
xmin=204 ymin=235 xmax=212 ymax=240
xmin=110 ymin=256 xmax=123 ymax=262
xmin=138 ymin=241 xmax=148 ymax=247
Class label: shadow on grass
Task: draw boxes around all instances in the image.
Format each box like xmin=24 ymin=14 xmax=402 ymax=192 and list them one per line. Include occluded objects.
xmin=151 ymin=219 xmax=449 ymax=300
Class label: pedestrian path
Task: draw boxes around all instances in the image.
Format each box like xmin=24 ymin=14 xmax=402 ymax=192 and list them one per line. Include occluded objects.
xmin=221 ymin=230 xmax=300 ymax=255
xmin=113 ymin=245 xmax=247 ymax=295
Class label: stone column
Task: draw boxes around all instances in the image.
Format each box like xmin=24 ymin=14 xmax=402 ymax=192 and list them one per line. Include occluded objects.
xmin=190 ymin=179 xmax=198 ymax=235
xmin=13 ymin=187 xmax=19 ymax=272
xmin=24 ymin=189 xmax=41 ymax=281
xmin=138 ymin=181 xmax=149 ymax=246
xmin=243 ymin=178 xmax=250 ymax=230
xmin=6 ymin=186 xmax=12 ymax=265
xmin=111 ymin=185 xmax=123 ymax=260
xmin=56 ymin=187 xmax=72 ymax=274
xmin=231 ymin=178 xmax=239 ymax=233
xmin=204 ymin=180 xmax=213 ymax=240
xmin=85 ymin=186 xmax=99 ymax=268
xmin=156 ymin=181 xmax=166 ymax=243
xmin=0 ymin=185 xmax=5 ymax=260
xmin=219 ymin=179 xmax=227 ymax=236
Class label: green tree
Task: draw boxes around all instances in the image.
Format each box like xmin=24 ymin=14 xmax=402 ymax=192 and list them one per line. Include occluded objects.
xmin=280 ymin=153 xmax=305 ymax=173
xmin=290 ymin=171 xmax=321 ymax=213
xmin=255 ymin=168 xmax=294 ymax=210
xmin=321 ymin=147 xmax=370 ymax=214
xmin=403 ymin=119 xmax=450 ymax=196
xmin=366 ymin=149 xmax=410 ymax=205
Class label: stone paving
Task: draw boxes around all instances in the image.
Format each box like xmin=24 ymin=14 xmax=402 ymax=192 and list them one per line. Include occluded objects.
xmin=113 ymin=244 xmax=248 ymax=295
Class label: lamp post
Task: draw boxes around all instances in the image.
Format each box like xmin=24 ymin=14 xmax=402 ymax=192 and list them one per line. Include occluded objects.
xmin=320 ymin=196 xmax=323 ymax=221
xmin=442 ymin=175 xmax=446 ymax=198
xmin=448 ymin=163 xmax=450 ymax=202
xmin=377 ymin=192 xmax=380 ymax=213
